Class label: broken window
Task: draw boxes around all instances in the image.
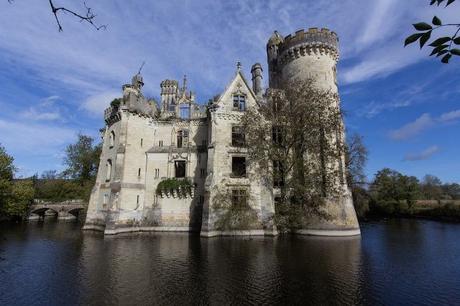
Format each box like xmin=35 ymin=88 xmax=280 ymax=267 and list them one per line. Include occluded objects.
xmin=177 ymin=130 xmax=189 ymax=148
xmin=231 ymin=156 xmax=246 ymax=177
xmin=232 ymin=94 xmax=246 ymax=111
xmin=180 ymin=104 xmax=190 ymax=119
xmin=231 ymin=126 xmax=245 ymax=147
xmin=175 ymin=160 xmax=186 ymax=178
xmin=273 ymin=160 xmax=285 ymax=188
xmin=232 ymin=189 xmax=247 ymax=209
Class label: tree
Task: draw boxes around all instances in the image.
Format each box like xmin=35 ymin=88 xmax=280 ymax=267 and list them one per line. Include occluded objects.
xmin=2 ymin=180 xmax=34 ymax=218
xmin=0 ymin=144 xmax=35 ymax=218
xmin=405 ymin=0 xmax=460 ymax=63
xmin=345 ymin=133 xmax=370 ymax=218
xmin=7 ymin=0 xmax=106 ymax=32
xmin=63 ymin=134 xmax=101 ymax=183
xmin=345 ymin=133 xmax=368 ymax=187
xmin=421 ymin=174 xmax=443 ymax=199
xmin=240 ymin=79 xmax=345 ymax=230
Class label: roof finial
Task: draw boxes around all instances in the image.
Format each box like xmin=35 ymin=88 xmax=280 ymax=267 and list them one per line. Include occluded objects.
xmin=236 ymin=61 xmax=242 ymax=72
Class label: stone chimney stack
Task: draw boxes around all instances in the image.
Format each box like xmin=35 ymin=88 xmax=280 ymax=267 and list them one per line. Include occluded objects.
xmin=251 ymin=63 xmax=263 ymax=97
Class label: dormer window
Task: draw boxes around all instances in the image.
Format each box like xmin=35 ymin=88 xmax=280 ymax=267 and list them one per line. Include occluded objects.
xmin=180 ymin=104 xmax=190 ymax=119
xmin=233 ymin=94 xmax=246 ymax=111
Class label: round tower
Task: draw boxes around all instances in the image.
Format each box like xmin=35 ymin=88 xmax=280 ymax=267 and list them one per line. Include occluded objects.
xmin=266 ymin=28 xmax=339 ymax=91
xmin=250 ymin=63 xmax=263 ymax=97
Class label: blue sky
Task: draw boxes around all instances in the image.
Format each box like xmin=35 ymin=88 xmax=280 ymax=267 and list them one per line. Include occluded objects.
xmin=0 ymin=0 xmax=459 ymax=183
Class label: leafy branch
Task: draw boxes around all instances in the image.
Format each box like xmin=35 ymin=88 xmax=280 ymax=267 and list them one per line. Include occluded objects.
xmin=405 ymin=0 xmax=459 ymax=63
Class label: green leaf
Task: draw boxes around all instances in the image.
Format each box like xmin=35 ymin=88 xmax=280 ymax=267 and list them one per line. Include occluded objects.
xmin=430 ymin=44 xmax=449 ymax=56
xmin=453 ymin=37 xmax=460 ymax=45
xmin=432 ymin=16 xmax=442 ymax=26
xmin=404 ymin=33 xmax=423 ymax=46
xmin=413 ymin=22 xmax=433 ymax=31
xmin=429 ymin=37 xmax=451 ymax=47
xmin=436 ymin=50 xmax=449 ymax=57
xmin=441 ymin=53 xmax=452 ymax=63
xmin=451 ymin=49 xmax=460 ymax=56
xmin=420 ymin=31 xmax=432 ymax=48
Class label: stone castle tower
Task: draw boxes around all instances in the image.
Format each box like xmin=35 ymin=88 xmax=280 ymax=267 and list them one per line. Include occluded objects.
xmin=83 ymin=27 xmax=360 ymax=237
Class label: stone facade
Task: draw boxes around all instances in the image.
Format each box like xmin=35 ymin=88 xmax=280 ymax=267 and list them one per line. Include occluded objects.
xmin=83 ymin=28 xmax=360 ymax=237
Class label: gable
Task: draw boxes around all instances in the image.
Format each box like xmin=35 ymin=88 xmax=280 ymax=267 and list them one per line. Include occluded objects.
xmin=215 ymin=71 xmax=258 ymax=113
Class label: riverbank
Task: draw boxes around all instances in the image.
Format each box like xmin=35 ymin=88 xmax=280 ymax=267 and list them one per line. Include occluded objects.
xmin=366 ymin=199 xmax=460 ymax=222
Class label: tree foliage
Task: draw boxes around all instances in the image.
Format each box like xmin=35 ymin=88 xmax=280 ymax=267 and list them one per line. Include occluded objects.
xmin=63 ymin=134 xmax=101 ymax=183
xmin=0 ymin=144 xmax=34 ymax=218
xmin=405 ymin=0 xmax=460 ymax=63
xmin=240 ymin=79 xmax=345 ymax=229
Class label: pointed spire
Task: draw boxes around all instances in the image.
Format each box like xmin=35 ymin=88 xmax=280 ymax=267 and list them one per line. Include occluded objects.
xmin=182 ymin=74 xmax=187 ymax=93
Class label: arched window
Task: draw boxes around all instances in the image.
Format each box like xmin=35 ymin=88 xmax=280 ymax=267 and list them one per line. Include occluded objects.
xmin=109 ymin=131 xmax=115 ymax=148
xmin=106 ymin=159 xmax=112 ymax=182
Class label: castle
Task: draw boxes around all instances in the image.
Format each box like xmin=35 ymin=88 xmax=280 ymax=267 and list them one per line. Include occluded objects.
xmin=83 ymin=28 xmax=360 ymax=237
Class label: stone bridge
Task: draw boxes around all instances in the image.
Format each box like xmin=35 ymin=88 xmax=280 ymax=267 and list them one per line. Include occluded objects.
xmin=29 ymin=200 xmax=86 ymax=220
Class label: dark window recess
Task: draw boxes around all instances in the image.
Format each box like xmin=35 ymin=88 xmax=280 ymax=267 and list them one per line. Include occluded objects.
xmin=232 ymin=189 xmax=247 ymax=209
xmin=159 ymin=140 xmax=163 ymax=147
xmin=273 ymin=160 xmax=285 ymax=188
xmin=177 ymin=130 xmax=189 ymax=148
xmin=169 ymin=102 xmax=176 ymax=112
xmin=232 ymin=95 xmax=246 ymax=111
xmin=232 ymin=157 xmax=246 ymax=177
xmin=175 ymin=161 xmax=186 ymax=178
xmin=231 ymin=126 xmax=245 ymax=147
xmin=272 ymin=126 xmax=284 ymax=146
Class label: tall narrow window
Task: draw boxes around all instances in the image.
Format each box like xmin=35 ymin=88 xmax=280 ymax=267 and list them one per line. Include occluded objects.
xmin=231 ymin=126 xmax=245 ymax=147
xmin=136 ymin=195 xmax=140 ymax=204
xmin=233 ymin=94 xmax=246 ymax=111
xmin=138 ymin=168 xmax=141 ymax=177
xmin=159 ymin=140 xmax=163 ymax=147
xmin=200 ymin=168 xmax=206 ymax=178
xmin=169 ymin=100 xmax=176 ymax=112
xmin=106 ymin=159 xmax=112 ymax=182
xmin=232 ymin=189 xmax=247 ymax=209
xmin=177 ymin=130 xmax=189 ymax=148
xmin=175 ymin=160 xmax=186 ymax=178
xmin=140 ymin=138 xmax=143 ymax=147
xmin=231 ymin=157 xmax=246 ymax=177
xmin=273 ymin=160 xmax=285 ymax=188
xmin=155 ymin=169 xmax=160 ymax=178
xmin=272 ymin=126 xmax=283 ymax=146
xmin=109 ymin=131 xmax=115 ymax=148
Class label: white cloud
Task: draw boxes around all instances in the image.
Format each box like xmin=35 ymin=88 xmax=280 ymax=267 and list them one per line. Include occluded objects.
xmin=389 ymin=109 xmax=460 ymax=140
xmin=19 ymin=95 xmax=63 ymax=121
xmin=80 ymin=91 xmax=120 ymax=116
xmin=389 ymin=113 xmax=434 ymax=140
xmin=439 ymin=109 xmax=460 ymax=122
xmin=0 ymin=119 xmax=76 ymax=154
xmin=404 ymin=145 xmax=440 ymax=161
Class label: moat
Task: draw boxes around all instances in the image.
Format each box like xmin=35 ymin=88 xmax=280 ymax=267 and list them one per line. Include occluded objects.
xmin=1 ymin=219 xmax=459 ymax=305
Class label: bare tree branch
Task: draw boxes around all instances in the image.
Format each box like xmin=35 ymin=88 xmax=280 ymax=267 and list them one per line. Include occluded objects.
xmin=7 ymin=0 xmax=107 ymax=32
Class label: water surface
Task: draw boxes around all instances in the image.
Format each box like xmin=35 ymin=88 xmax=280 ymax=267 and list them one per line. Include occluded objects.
xmin=1 ymin=219 xmax=459 ymax=305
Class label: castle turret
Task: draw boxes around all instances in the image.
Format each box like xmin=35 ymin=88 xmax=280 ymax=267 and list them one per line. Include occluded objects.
xmin=251 ymin=63 xmax=263 ymax=97
xmin=160 ymin=80 xmax=179 ymax=112
xmin=267 ymin=28 xmax=339 ymax=91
